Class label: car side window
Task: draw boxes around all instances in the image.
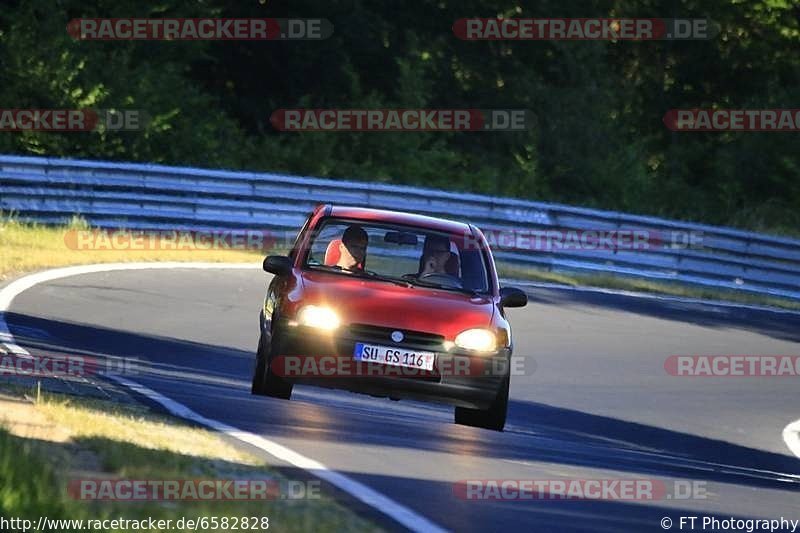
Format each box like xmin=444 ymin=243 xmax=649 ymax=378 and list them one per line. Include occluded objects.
xmin=459 ymin=249 xmax=489 ymax=292
xmin=307 ymin=224 xmax=349 ymax=265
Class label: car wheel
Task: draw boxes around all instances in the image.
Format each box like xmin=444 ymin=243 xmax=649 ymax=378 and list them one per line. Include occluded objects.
xmin=251 ymin=335 xmax=267 ymax=395
xmin=251 ymin=332 xmax=293 ymax=399
xmin=454 ymin=375 xmax=509 ymax=431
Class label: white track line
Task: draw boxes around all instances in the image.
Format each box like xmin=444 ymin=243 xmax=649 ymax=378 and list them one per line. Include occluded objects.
xmin=0 ymin=262 xmax=448 ymax=533
xmin=784 ymin=420 xmax=800 ymax=459
xmin=109 ymin=374 xmax=446 ymax=533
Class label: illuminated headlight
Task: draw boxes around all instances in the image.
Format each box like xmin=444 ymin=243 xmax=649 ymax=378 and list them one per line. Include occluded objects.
xmin=296 ymin=305 xmax=340 ymax=330
xmin=454 ymin=328 xmax=497 ymax=352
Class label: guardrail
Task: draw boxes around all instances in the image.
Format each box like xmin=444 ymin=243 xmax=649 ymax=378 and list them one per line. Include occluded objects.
xmin=1 ymin=154 xmax=799 ymax=301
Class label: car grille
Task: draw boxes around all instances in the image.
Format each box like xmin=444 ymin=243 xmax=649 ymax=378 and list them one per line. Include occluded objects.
xmin=346 ymin=324 xmax=445 ymax=351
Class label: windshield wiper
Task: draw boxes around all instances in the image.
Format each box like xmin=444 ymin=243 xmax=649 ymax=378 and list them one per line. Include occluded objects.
xmin=353 ymin=271 xmax=413 ymax=288
xmin=406 ymin=278 xmax=483 ymax=297
xmin=308 ymin=264 xmax=346 ymax=273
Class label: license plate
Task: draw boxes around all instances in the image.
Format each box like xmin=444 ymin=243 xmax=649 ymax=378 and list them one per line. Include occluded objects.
xmin=354 ymin=343 xmax=435 ymax=371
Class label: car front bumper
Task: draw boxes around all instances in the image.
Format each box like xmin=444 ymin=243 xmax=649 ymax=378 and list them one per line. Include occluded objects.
xmin=268 ymin=320 xmax=511 ymax=410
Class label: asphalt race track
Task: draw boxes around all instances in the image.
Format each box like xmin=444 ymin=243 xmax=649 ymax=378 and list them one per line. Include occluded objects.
xmin=4 ymin=266 xmax=800 ymax=532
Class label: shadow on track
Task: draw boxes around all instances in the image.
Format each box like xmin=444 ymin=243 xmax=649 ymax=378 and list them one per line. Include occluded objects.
xmin=4 ymin=311 xmax=800 ymax=498
xmin=524 ymin=287 xmax=800 ymax=343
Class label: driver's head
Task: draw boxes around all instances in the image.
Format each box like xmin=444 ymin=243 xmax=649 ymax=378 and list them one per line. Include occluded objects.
xmin=420 ymin=235 xmax=451 ymax=275
xmin=338 ymin=225 xmax=368 ymax=269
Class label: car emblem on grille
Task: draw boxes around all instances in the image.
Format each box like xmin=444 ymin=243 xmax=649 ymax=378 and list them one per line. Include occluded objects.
xmin=391 ymin=331 xmax=404 ymax=343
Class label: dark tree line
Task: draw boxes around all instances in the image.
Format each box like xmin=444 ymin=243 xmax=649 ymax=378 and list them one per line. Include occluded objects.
xmin=1 ymin=0 xmax=798 ymax=235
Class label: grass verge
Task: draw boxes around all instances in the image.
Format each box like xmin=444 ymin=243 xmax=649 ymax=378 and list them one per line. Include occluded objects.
xmin=0 ymin=217 xmax=268 ymax=281
xmin=0 ymin=388 xmax=379 ymax=532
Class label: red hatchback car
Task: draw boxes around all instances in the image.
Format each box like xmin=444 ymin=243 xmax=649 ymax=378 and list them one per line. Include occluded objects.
xmin=251 ymin=205 xmax=527 ymax=431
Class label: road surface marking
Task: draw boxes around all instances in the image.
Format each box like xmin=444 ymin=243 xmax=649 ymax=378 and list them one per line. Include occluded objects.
xmin=0 ymin=262 xmax=449 ymax=532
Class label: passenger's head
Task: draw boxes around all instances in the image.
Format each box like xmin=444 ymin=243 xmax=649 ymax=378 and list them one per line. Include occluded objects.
xmin=420 ymin=235 xmax=452 ymax=275
xmin=338 ymin=225 xmax=368 ymax=269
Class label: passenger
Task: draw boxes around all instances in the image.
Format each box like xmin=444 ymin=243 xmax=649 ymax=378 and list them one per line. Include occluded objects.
xmin=419 ymin=235 xmax=452 ymax=276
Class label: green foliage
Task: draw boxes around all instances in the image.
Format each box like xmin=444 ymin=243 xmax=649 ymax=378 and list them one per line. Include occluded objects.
xmin=0 ymin=428 xmax=68 ymax=519
xmin=0 ymin=0 xmax=797 ymax=235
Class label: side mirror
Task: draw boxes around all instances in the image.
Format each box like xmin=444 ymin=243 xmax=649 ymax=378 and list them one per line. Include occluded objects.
xmin=263 ymin=255 xmax=292 ymax=276
xmin=500 ymin=286 xmax=528 ymax=308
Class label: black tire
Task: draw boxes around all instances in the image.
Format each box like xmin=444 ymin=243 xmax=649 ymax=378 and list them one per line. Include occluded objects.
xmin=251 ymin=333 xmax=293 ymax=399
xmin=454 ymin=375 xmax=509 ymax=431
xmin=250 ymin=334 xmax=268 ymax=395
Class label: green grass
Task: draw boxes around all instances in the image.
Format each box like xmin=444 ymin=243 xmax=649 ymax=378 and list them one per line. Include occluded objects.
xmin=0 ymin=216 xmax=272 ymax=281
xmin=0 ymin=428 xmax=73 ymax=520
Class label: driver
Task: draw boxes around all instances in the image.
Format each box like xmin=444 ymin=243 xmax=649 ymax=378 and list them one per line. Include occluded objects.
xmin=336 ymin=225 xmax=368 ymax=271
xmin=419 ymin=235 xmax=452 ymax=276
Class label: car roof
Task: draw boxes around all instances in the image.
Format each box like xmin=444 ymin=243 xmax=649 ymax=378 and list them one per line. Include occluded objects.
xmin=327 ymin=205 xmax=473 ymax=235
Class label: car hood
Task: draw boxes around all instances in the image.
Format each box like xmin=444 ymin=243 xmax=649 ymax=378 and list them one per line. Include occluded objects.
xmin=297 ymin=270 xmax=495 ymax=338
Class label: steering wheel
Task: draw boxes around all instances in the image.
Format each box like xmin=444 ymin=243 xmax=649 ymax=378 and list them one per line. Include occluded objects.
xmin=418 ymin=272 xmax=463 ymax=288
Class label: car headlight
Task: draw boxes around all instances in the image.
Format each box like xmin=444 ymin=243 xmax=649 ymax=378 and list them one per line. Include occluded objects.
xmin=296 ymin=305 xmax=340 ymax=330
xmin=454 ymin=328 xmax=497 ymax=352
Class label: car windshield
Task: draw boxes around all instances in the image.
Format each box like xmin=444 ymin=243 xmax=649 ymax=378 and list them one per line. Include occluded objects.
xmin=303 ymin=218 xmax=490 ymax=294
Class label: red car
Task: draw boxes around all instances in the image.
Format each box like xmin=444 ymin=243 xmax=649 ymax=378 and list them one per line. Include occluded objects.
xmin=251 ymin=205 xmax=527 ymax=430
